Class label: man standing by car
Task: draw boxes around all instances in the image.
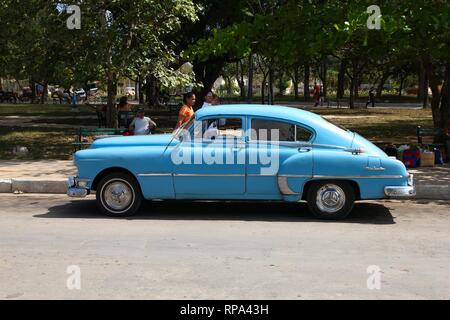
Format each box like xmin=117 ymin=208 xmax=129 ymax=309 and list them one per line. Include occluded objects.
xmin=129 ymin=108 xmax=157 ymax=135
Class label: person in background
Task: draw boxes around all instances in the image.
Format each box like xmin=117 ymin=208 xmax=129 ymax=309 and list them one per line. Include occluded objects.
xmin=366 ymin=88 xmax=376 ymax=108
xmin=117 ymin=96 xmax=132 ymax=111
xmin=319 ymin=85 xmax=324 ymax=106
xmin=129 ymin=108 xmax=157 ymax=135
xmin=176 ymin=92 xmax=196 ymax=129
xmin=313 ymin=82 xmax=320 ymax=107
xmin=202 ymin=91 xmax=214 ymax=108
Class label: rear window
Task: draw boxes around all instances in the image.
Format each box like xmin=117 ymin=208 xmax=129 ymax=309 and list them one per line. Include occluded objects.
xmin=251 ymin=119 xmax=313 ymax=142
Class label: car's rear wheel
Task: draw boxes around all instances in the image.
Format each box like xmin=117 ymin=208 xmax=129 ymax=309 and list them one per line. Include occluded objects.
xmin=96 ymin=172 xmax=142 ymax=217
xmin=306 ymin=181 xmax=355 ymax=220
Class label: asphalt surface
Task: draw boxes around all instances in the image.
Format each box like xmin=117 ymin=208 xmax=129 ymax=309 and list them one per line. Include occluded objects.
xmin=0 ymin=194 xmax=449 ymax=299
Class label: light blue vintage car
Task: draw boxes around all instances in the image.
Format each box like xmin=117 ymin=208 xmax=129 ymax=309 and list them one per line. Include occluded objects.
xmin=68 ymin=105 xmax=415 ymax=219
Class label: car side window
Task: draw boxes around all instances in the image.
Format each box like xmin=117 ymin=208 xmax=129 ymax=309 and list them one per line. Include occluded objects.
xmin=296 ymin=126 xmax=313 ymax=142
xmin=203 ymin=118 xmax=243 ymax=140
xmin=251 ymin=119 xmax=312 ymax=142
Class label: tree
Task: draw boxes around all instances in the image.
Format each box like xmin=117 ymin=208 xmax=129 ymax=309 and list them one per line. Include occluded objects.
xmin=63 ymin=0 xmax=197 ymax=126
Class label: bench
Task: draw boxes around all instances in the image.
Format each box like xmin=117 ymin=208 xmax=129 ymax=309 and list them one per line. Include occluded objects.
xmin=73 ymin=128 xmax=127 ymax=151
xmin=417 ymin=126 xmax=445 ymax=145
xmin=416 ymin=126 xmax=450 ymax=162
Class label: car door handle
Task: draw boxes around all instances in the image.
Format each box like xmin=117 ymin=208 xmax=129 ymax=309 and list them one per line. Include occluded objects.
xmin=298 ymin=147 xmax=312 ymax=153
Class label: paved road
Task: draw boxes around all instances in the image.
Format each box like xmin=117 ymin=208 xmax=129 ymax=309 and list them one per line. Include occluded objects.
xmin=1 ymin=194 xmax=449 ymax=300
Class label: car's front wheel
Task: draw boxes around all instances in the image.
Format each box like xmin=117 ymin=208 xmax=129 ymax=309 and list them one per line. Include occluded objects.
xmin=306 ymin=181 xmax=355 ymax=220
xmin=96 ymin=172 xmax=142 ymax=217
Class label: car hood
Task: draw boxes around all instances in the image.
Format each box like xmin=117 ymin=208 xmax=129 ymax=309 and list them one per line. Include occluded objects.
xmin=91 ymin=134 xmax=174 ymax=149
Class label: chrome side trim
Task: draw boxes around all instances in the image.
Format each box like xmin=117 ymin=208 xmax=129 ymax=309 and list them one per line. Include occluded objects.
xmin=174 ymin=173 xmax=245 ymax=177
xmin=277 ymin=176 xmax=298 ymax=195
xmin=247 ymin=174 xmax=276 ymax=177
xmin=137 ymin=173 xmax=403 ymax=179
xmin=279 ymin=174 xmax=312 ymax=178
xmin=313 ymin=175 xmax=403 ymax=179
xmin=138 ymin=173 xmax=173 ymax=177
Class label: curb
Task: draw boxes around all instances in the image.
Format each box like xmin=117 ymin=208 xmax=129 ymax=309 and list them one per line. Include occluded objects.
xmin=0 ymin=179 xmax=12 ymax=193
xmin=415 ymin=185 xmax=450 ymax=201
xmin=0 ymin=179 xmax=67 ymax=194
xmin=0 ymin=179 xmax=449 ymax=200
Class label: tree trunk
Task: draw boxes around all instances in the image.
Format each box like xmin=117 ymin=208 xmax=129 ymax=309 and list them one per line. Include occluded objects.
xmin=193 ymin=59 xmax=224 ymax=109
xmin=224 ymin=76 xmax=233 ymax=96
xmin=354 ymin=77 xmax=360 ymax=99
xmin=41 ymin=83 xmax=48 ymax=104
xmin=145 ymin=75 xmax=161 ymax=107
xmin=106 ymin=73 xmax=118 ymax=128
xmin=261 ymin=72 xmax=268 ymax=104
xmin=31 ymin=80 xmax=36 ymax=102
xmin=376 ymin=72 xmax=390 ymax=98
xmin=422 ymin=58 xmax=430 ymax=108
xmin=134 ymin=80 xmax=139 ymax=101
xmin=439 ymin=64 xmax=450 ymax=131
xmin=235 ymin=61 xmax=246 ymax=99
xmin=138 ymin=77 xmax=144 ymax=104
xmin=303 ymin=63 xmax=310 ymax=102
xmin=398 ymin=75 xmax=405 ymax=97
xmin=247 ymin=55 xmax=254 ymax=102
xmin=418 ymin=63 xmax=425 ymax=101
xmin=349 ymin=77 xmax=356 ymax=109
xmin=337 ymin=60 xmax=346 ymax=99
xmin=268 ymin=67 xmax=274 ymax=105
xmin=322 ymin=62 xmax=328 ymax=99
xmin=293 ymin=68 xmax=299 ymax=99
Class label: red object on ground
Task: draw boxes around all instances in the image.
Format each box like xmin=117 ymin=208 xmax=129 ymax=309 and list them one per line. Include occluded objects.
xmin=402 ymin=150 xmax=421 ymax=168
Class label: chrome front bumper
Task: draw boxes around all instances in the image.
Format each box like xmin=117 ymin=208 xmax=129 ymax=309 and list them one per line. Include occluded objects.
xmin=67 ymin=176 xmax=90 ymax=198
xmin=384 ymin=174 xmax=416 ymax=198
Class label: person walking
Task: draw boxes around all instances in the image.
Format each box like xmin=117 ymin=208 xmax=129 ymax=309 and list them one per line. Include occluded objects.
xmin=319 ymin=85 xmax=324 ymax=106
xmin=176 ymin=92 xmax=196 ymax=129
xmin=313 ymin=82 xmax=320 ymax=107
xmin=366 ymin=88 xmax=375 ymax=108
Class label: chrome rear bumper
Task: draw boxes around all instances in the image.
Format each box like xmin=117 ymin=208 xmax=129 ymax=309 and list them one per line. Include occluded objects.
xmin=384 ymin=174 xmax=416 ymax=198
xmin=67 ymin=176 xmax=90 ymax=198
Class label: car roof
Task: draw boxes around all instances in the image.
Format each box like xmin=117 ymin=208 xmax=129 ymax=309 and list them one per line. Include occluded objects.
xmin=196 ymin=104 xmax=354 ymax=147
xmin=196 ymin=104 xmax=323 ymax=123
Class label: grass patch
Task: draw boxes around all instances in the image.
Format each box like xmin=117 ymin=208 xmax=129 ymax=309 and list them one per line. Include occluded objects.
xmin=314 ymin=108 xmax=433 ymax=144
xmin=0 ymin=126 xmax=76 ymax=160
xmin=0 ymin=104 xmax=96 ymax=117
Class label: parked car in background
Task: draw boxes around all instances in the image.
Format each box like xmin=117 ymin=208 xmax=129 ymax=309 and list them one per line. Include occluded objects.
xmin=68 ymin=105 xmax=415 ymax=219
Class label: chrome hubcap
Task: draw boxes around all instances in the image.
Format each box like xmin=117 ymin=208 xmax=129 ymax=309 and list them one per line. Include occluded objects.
xmin=103 ymin=180 xmax=134 ymax=212
xmin=316 ymin=184 xmax=346 ymax=213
